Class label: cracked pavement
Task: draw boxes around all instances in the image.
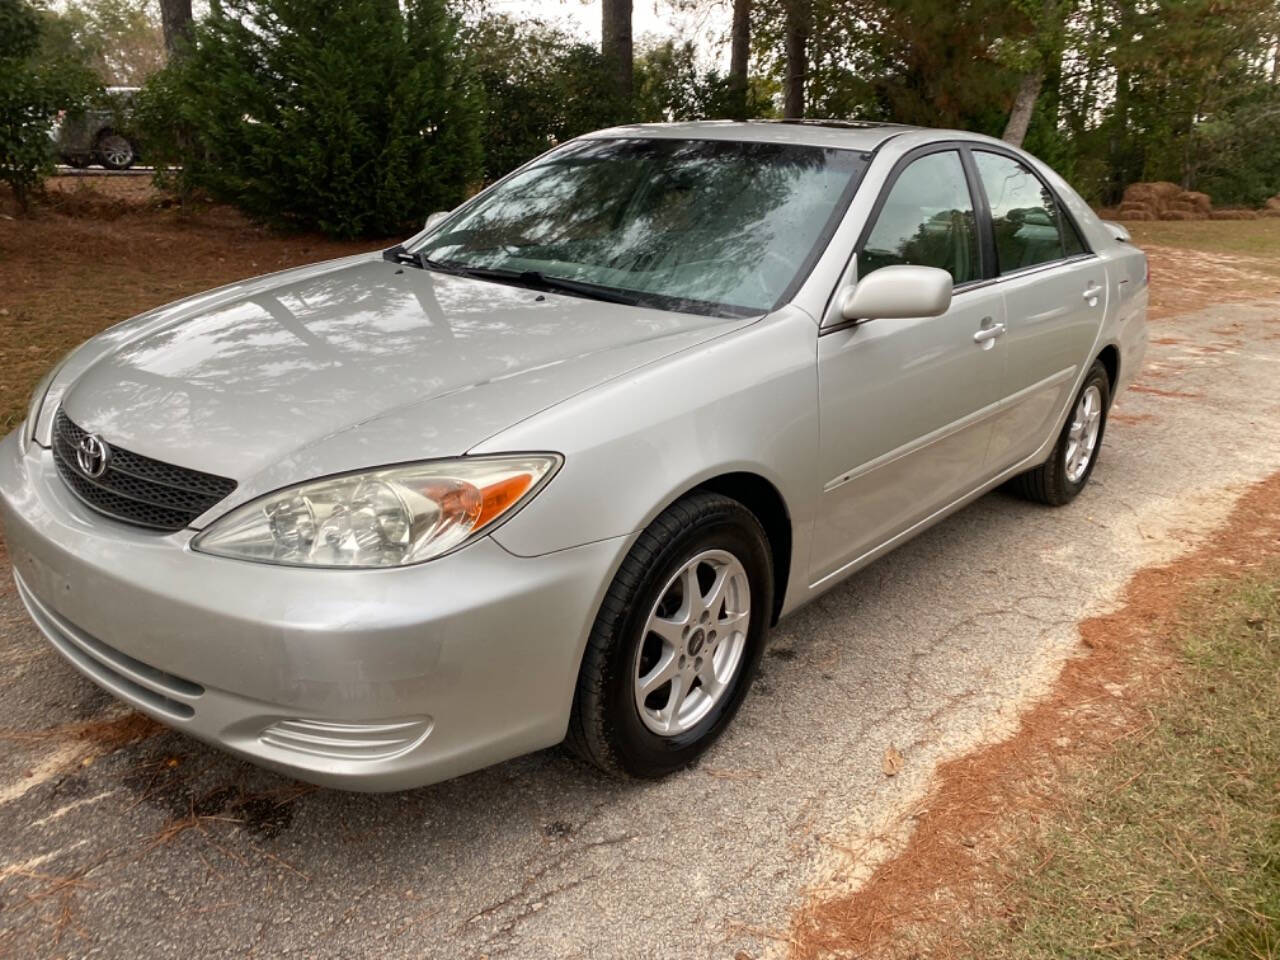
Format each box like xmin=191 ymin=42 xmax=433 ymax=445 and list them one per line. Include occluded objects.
xmin=1 ymin=295 xmax=1279 ymax=959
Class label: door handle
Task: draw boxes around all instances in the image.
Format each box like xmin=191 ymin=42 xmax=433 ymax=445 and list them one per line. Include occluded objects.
xmin=1083 ymin=283 xmax=1103 ymax=306
xmin=973 ymin=322 xmax=1006 ymax=344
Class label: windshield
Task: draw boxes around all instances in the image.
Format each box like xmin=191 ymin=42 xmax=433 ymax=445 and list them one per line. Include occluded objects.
xmin=411 ymin=138 xmax=869 ymax=317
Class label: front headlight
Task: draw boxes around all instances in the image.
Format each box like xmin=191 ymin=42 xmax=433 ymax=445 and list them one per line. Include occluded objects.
xmin=191 ymin=455 xmax=561 ymax=568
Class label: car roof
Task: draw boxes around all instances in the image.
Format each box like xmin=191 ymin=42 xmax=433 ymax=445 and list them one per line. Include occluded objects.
xmin=582 ymin=119 xmax=925 ymax=151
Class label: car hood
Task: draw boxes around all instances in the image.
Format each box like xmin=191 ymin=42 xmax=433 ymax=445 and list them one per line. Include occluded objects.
xmin=57 ymin=254 xmax=745 ymax=492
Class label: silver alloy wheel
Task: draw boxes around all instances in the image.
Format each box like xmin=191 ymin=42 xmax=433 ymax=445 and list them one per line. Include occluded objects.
xmin=1064 ymin=384 xmax=1104 ymax=483
xmin=99 ymin=134 xmax=134 ymax=168
xmin=633 ymin=549 xmax=750 ymax=736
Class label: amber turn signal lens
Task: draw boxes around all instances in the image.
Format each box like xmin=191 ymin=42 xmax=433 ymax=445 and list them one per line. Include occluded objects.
xmin=477 ymin=474 xmax=536 ymax=528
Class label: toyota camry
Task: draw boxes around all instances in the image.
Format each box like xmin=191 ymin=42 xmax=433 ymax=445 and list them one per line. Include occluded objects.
xmin=0 ymin=121 xmax=1147 ymax=790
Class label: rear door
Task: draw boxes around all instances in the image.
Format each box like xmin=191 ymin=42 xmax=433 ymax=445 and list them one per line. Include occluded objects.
xmin=811 ymin=147 xmax=1007 ymax=584
xmin=968 ymin=149 xmax=1107 ymax=470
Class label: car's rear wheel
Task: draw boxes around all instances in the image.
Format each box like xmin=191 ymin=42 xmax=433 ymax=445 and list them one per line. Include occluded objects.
xmin=1007 ymin=359 xmax=1111 ymax=506
xmin=567 ymin=492 xmax=773 ymax=778
xmin=95 ymin=132 xmax=135 ymax=170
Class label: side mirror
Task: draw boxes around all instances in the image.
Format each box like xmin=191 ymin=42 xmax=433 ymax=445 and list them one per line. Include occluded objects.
xmin=837 ymin=264 xmax=953 ymax=322
xmin=424 ymin=210 xmax=450 ymax=231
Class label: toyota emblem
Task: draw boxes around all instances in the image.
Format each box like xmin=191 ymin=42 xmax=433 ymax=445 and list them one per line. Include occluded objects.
xmin=75 ymin=434 xmax=110 ymax=479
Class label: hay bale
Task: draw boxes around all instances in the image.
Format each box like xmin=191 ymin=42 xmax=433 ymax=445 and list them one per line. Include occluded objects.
xmin=1166 ymin=200 xmax=1207 ymax=218
xmin=1261 ymin=208 xmax=1280 ymax=218
xmin=1115 ymin=209 xmax=1156 ymax=221
xmin=1176 ymin=190 xmax=1212 ymax=212
xmin=1122 ymin=183 xmax=1161 ymax=204
xmin=1159 ymin=210 xmax=1198 ymax=221
xmin=1117 ymin=200 xmax=1157 ymax=217
xmin=1121 ymin=181 xmax=1186 ymax=217
xmin=1210 ymin=209 xmax=1260 ymax=220
xmin=1124 ymin=180 xmax=1181 ymax=201
xmin=1265 ymin=195 xmax=1280 ymax=211
xmin=1148 ymin=181 xmax=1183 ymax=200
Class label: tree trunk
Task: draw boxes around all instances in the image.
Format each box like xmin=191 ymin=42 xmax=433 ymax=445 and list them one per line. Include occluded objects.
xmin=728 ymin=0 xmax=751 ymax=119
xmin=159 ymin=0 xmax=193 ymax=60
xmin=783 ymin=0 xmax=809 ymax=119
xmin=1001 ymin=70 xmax=1043 ymax=146
xmin=602 ymin=0 xmax=634 ymax=104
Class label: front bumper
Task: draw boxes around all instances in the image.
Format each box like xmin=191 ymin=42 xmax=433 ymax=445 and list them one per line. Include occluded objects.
xmin=0 ymin=431 xmax=624 ymax=791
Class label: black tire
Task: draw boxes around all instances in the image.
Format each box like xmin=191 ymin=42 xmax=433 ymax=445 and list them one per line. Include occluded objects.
xmin=567 ymin=492 xmax=774 ymax=778
xmin=1007 ymin=359 xmax=1111 ymax=506
xmin=95 ymin=132 xmax=135 ymax=171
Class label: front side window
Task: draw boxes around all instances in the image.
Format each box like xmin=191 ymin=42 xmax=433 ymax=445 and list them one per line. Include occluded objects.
xmin=413 ymin=138 xmax=868 ymax=317
xmin=857 ymin=150 xmax=980 ymax=285
xmin=973 ymin=151 xmax=1067 ymax=273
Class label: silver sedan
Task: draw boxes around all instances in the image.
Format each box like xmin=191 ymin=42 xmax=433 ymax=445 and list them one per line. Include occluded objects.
xmin=0 ymin=121 xmax=1147 ymax=790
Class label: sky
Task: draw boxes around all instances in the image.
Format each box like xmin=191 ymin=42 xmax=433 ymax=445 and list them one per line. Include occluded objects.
xmin=479 ymin=0 xmax=734 ymax=68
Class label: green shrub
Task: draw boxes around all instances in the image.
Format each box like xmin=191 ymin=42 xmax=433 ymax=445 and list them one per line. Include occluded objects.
xmin=0 ymin=0 xmax=98 ymax=212
xmin=140 ymin=0 xmax=482 ymax=237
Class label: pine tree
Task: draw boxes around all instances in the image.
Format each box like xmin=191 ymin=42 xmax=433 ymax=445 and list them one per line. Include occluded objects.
xmin=143 ymin=0 xmax=482 ymax=237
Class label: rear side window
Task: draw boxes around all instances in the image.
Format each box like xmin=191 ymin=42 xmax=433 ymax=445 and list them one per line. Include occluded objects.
xmin=973 ymin=151 xmax=1067 ymax=273
xmin=858 ymin=150 xmax=980 ymax=285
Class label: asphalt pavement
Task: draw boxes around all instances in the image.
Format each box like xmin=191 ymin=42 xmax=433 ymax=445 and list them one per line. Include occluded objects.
xmin=1 ymin=296 xmax=1278 ymax=959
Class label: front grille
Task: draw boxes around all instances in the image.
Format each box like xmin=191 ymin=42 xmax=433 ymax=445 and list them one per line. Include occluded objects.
xmin=52 ymin=410 xmax=237 ymax=531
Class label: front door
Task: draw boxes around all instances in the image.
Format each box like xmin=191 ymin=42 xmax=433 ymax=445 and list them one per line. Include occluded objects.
xmin=812 ymin=149 xmax=1007 ymax=585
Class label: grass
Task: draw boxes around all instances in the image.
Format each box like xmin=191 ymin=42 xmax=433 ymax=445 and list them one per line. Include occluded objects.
xmin=960 ymin=566 xmax=1280 ymax=959
xmin=1127 ymin=218 xmax=1280 ymax=262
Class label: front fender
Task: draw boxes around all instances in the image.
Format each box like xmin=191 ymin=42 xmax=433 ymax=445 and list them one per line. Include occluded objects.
xmin=474 ymin=306 xmax=821 ymax=610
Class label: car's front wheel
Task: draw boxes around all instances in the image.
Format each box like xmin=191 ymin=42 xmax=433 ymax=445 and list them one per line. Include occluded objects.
xmin=568 ymin=492 xmax=773 ymax=778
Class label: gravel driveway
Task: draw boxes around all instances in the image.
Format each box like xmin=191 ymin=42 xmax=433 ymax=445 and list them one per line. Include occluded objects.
xmin=1 ymin=296 xmax=1278 ymax=960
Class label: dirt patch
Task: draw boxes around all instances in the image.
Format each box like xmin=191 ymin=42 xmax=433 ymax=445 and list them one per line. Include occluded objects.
xmin=1108 ymin=411 xmax=1154 ymax=425
xmin=1127 ymin=383 xmax=1203 ymax=399
xmin=1141 ymin=245 xmax=1280 ymax=322
xmin=786 ymin=470 xmax=1280 ymax=959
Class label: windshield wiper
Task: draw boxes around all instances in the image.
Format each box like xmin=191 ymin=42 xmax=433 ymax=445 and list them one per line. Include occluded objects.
xmin=442 ymin=265 xmax=643 ymax=306
xmin=520 ymin=271 xmax=644 ymax=306
xmin=382 ymin=244 xmax=424 ymax=268
xmin=382 ymin=245 xmax=482 ymax=278
xmin=384 ymin=249 xmax=643 ymax=306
